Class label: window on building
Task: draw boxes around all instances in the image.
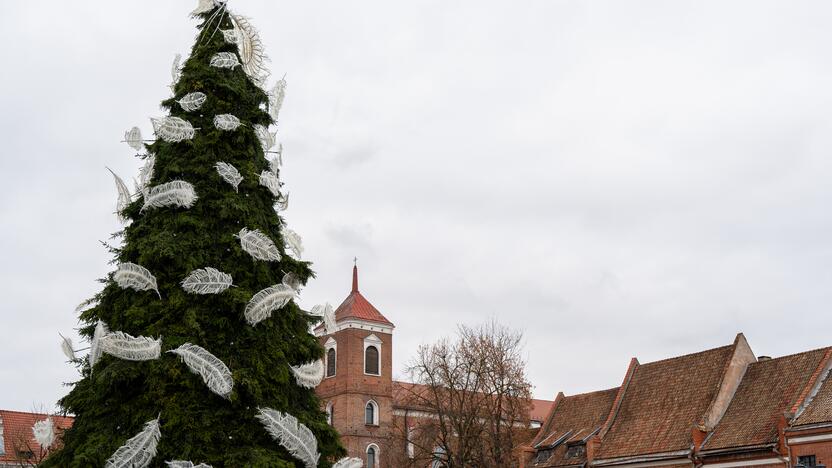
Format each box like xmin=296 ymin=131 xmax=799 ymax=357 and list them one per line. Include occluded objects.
xmin=325 ymin=402 xmax=333 ymax=425
xmin=565 ymin=444 xmax=585 ymax=459
xmin=365 ymin=400 xmax=378 ymax=425
xmin=798 ymin=455 xmax=818 ymax=468
xmin=406 ymin=426 xmax=415 ymax=459
xmin=367 ymin=444 xmax=379 ymax=468
xmin=535 ymin=448 xmax=553 ymax=463
xmin=365 ymin=345 xmax=380 ymax=375
xmin=431 ymin=446 xmax=446 ymax=468
xmin=326 ymin=348 xmax=336 ymax=377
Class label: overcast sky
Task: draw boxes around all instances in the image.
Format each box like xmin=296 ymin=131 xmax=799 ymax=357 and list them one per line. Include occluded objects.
xmin=2 ymin=0 xmax=832 ymax=412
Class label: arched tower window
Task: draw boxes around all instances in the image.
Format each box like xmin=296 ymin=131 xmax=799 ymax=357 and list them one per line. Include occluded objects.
xmin=325 ymin=337 xmax=337 ymax=378
xmin=365 ymin=400 xmax=379 ymax=425
xmin=365 ymin=345 xmax=379 ymax=375
xmin=366 ymin=443 xmax=379 ymax=468
xmin=326 ymin=348 xmax=336 ymax=377
xmin=325 ymin=401 xmax=334 ymax=425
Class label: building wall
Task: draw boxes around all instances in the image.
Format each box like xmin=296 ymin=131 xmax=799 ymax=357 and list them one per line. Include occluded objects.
xmin=317 ymin=326 xmax=393 ymax=466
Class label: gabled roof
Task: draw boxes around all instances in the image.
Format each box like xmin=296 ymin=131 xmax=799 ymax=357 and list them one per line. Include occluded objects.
xmin=0 ymin=410 xmax=73 ymax=462
xmin=793 ymin=356 xmax=832 ymax=427
xmin=702 ymin=347 xmax=831 ymax=451
xmin=596 ymin=342 xmax=737 ymax=459
xmin=332 ymin=265 xmax=393 ymax=327
xmin=531 ymin=388 xmax=619 ymax=467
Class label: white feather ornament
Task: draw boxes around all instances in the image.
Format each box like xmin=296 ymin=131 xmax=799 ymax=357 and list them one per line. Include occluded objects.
xmin=138 ymin=155 xmax=155 ymax=197
xmin=107 ymin=167 xmax=132 ymax=221
xmin=210 ymin=52 xmax=240 ymax=69
xmin=310 ymin=303 xmax=336 ymax=334
xmin=283 ymin=228 xmax=304 ymax=259
xmin=282 ymin=272 xmax=301 ymax=291
xmin=178 ymin=92 xmax=207 ymax=112
xmin=333 ymin=458 xmax=363 ymax=468
xmin=32 ymin=417 xmax=56 ymax=448
xmin=237 ymin=228 xmax=281 ymax=262
xmin=171 ymin=53 xmax=182 ymax=93
xmin=124 ymin=127 xmax=144 ymax=152
xmin=101 ymin=331 xmax=162 ymax=361
xmin=290 ymin=360 xmax=324 ymax=388
xmin=275 ymin=192 xmax=289 ymax=212
xmin=215 ymin=162 xmax=243 ymax=192
xmin=259 ymin=170 xmax=280 ymax=197
xmin=60 ymin=333 xmax=76 ymax=360
xmin=244 ymin=284 xmax=295 ymax=326
xmin=166 ymin=462 xmax=212 ymax=468
xmin=231 ymin=15 xmax=269 ymax=86
xmin=221 ymin=28 xmax=237 ymax=44
xmin=269 ymin=79 xmax=287 ymax=122
xmin=142 ymin=180 xmax=198 ymax=212
xmin=168 ymin=343 xmax=234 ymax=399
xmin=190 ymin=0 xmax=215 ymax=16
xmin=150 ymin=116 xmax=195 ymax=143
xmin=89 ymin=320 xmax=110 ymax=368
xmin=253 ymin=124 xmax=276 ymax=152
xmin=214 ymin=114 xmax=241 ymax=131
xmin=181 ymin=267 xmax=233 ymax=294
xmin=115 ymin=262 xmax=161 ymax=298
xmin=105 ymin=417 xmax=161 ymax=468
xmin=256 ymin=408 xmax=320 ymax=468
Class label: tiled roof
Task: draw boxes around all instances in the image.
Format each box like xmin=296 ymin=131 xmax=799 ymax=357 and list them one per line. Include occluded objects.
xmin=532 ymin=388 xmax=619 ymax=467
xmin=597 ymin=343 xmax=737 ymax=459
xmin=703 ymin=347 xmax=831 ymax=451
xmin=794 ymin=361 xmax=832 ymax=427
xmin=0 ymin=410 xmax=73 ymax=462
xmin=392 ymin=381 xmax=552 ymax=423
xmin=332 ymin=266 xmax=393 ymax=326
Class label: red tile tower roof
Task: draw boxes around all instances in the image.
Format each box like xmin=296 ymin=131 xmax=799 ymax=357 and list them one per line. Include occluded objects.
xmin=703 ymin=347 xmax=832 ymax=450
xmin=596 ymin=342 xmax=738 ymax=459
xmin=332 ymin=265 xmax=394 ymax=327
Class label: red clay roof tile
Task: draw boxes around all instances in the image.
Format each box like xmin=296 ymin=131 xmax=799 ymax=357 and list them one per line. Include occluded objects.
xmin=704 ymin=347 xmax=832 ymax=450
xmin=0 ymin=410 xmax=73 ymax=463
xmin=597 ymin=344 xmax=736 ymax=459
xmin=532 ymin=388 xmax=619 ymax=467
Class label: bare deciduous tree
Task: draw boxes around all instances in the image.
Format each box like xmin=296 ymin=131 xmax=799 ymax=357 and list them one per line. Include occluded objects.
xmin=392 ymin=321 xmax=533 ymax=468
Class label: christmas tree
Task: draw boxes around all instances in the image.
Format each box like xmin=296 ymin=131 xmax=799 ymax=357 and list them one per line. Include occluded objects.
xmin=44 ymin=1 xmax=351 ymax=466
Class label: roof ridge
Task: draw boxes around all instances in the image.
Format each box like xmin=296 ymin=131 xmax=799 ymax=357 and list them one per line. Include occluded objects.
xmin=640 ymin=343 xmax=734 ymax=367
xmin=754 ymin=345 xmax=832 ymax=364
xmin=564 ymin=387 xmax=621 ymax=398
xmin=0 ymin=409 xmax=62 ymax=417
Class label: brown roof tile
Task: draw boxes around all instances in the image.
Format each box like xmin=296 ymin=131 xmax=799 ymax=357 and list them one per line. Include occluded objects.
xmin=532 ymin=388 xmax=619 ymax=467
xmin=597 ymin=344 xmax=736 ymax=459
xmin=703 ymin=347 xmax=831 ymax=450
xmin=794 ymin=364 xmax=832 ymax=427
xmin=0 ymin=410 xmax=73 ymax=462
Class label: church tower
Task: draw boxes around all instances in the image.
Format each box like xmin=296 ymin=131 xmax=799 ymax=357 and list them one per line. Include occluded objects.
xmin=316 ymin=264 xmax=395 ymax=468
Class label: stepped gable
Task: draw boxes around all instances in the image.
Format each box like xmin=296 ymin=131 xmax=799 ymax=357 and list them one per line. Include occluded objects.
xmin=596 ymin=342 xmax=737 ymax=459
xmin=703 ymin=347 xmax=832 ymax=450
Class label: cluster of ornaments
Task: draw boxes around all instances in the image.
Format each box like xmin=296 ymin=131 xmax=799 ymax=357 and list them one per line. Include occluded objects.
xmin=58 ymin=0 xmax=347 ymax=466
